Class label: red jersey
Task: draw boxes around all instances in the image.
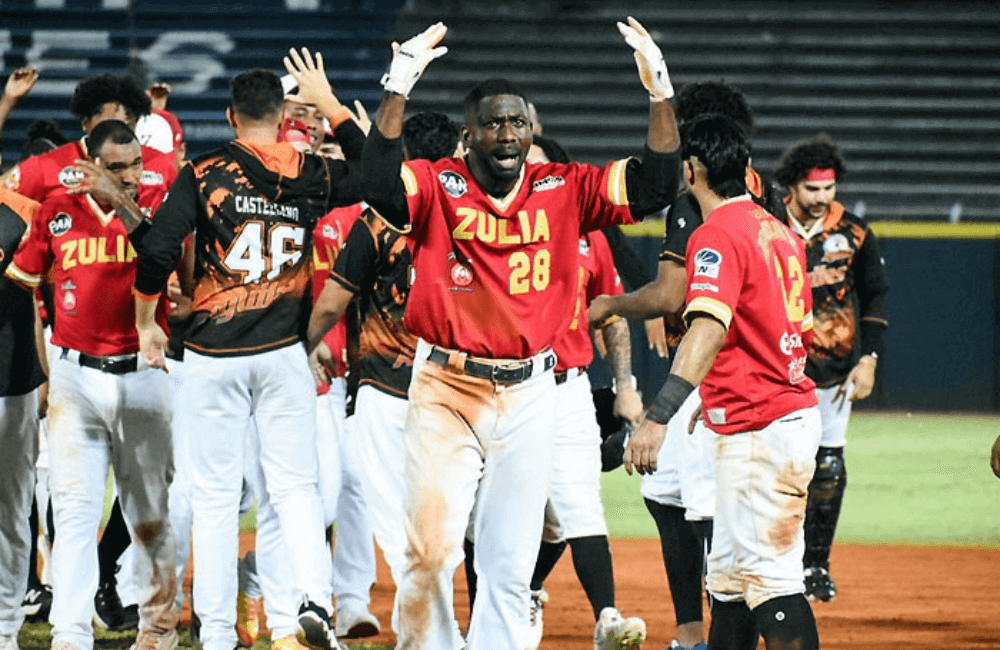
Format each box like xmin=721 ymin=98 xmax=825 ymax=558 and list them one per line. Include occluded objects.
xmin=312 ymin=203 xmax=363 ymax=387
xmin=400 ymin=157 xmax=634 ymax=359
xmin=2 ymin=139 xmax=178 ymax=203
xmin=553 ymin=230 xmax=623 ymax=370
xmin=683 ymin=196 xmax=817 ymax=435
xmin=5 ymin=190 xmax=170 ymax=356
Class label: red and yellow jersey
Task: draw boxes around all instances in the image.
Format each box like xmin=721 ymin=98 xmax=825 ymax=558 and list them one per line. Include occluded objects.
xmin=312 ymin=203 xmax=363 ymax=385
xmin=399 ymin=156 xmax=635 ymax=359
xmin=553 ymin=230 xmax=623 ymax=370
xmin=2 ymin=139 xmax=178 ymax=203
xmin=684 ymin=196 xmax=817 ymax=435
xmin=5 ymin=190 xmax=169 ymax=356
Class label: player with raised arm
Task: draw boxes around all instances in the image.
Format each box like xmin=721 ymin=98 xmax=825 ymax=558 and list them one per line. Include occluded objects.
xmin=1 ymin=120 xmax=179 ymax=650
xmin=132 ymin=63 xmax=361 ymax=650
xmin=773 ymin=134 xmax=890 ymax=603
xmin=625 ymin=114 xmax=821 ymax=650
xmin=360 ymin=18 xmax=679 ymax=650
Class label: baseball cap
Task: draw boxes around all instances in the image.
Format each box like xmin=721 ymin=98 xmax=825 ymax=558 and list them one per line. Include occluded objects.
xmin=134 ymin=112 xmax=174 ymax=154
xmin=154 ymin=108 xmax=184 ymax=151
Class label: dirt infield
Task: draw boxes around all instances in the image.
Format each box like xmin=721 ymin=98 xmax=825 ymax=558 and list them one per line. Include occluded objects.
xmin=220 ymin=536 xmax=999 ymax=649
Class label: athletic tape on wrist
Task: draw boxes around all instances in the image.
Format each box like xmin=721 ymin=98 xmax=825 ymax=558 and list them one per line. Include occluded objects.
xmin=645 ymin=374 xmax=695 ymax=425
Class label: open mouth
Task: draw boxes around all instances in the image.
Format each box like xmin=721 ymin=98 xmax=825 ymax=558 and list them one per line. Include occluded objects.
xmin=493 ymin=151 xmax=521 ymax=171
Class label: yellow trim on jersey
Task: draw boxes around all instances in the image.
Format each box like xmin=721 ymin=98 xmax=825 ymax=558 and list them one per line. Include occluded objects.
xmin=801 ymin=311 xmax=814 ymax=333
xmin=400 ymin=163 xmax=419 ymax=197
xmin=684 ymin=296 xmax=732 ymax=330
xmin=4 ymin=262 xmax=42 ymax=288
xmin=86 ymin=195 xmax=116 ymax=227
xmin=619 ymin=218 xmax=665 ymax=237
xmin=605 ymin=158 xmax=630 ymax=207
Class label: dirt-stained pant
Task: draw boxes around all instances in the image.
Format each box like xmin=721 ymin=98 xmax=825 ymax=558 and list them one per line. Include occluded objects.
xmin=47 ymin=353 xmax=178 ymax=650
xmin=397 ymin=339 xmax=557 ymax=650
xmin=707 ymin=406 xmax=821 ymax=610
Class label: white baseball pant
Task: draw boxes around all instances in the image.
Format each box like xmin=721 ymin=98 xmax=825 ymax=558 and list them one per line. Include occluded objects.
xmin=46 ymin=351 xmax=177 ymax=650
xmin=326 ymin=381 xmax=378 ymax=615
xmin=351 ymin=384 xmax=415 ymax=636
xmin=0 ymin=390 xmax=40 ymax=638
xmin=183 ymin=345 xmax=331 ymax=650
xmin=815 ymin=385 xmax=852 ymax=448
xmin=546 ymin=370 xmax=606 ymax=540
xmin=640 ymin=390 xmax=716 ymax=520
xmin=164 ymin=357 xmax=193 ymax=613
xmin=707 ymin=406 xmax=821 ymax=610
xmin=398 ymin=339 xmax=557 ymax=650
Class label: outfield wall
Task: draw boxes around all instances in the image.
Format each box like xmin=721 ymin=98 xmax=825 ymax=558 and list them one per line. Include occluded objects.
xmin=603 ymin=222 xmax=1000 ymax=414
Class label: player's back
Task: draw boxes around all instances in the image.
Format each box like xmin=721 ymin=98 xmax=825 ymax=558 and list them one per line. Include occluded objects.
xmin=686 ymin=198 xmax=816 ymax=434
xmin=163 ymin=142 xmax=337 ymax=357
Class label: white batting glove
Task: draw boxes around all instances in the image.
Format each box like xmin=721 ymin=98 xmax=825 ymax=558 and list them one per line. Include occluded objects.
xmin=617 ymin=16 xmax=673 ymax=102
xmin=380 ymin=22 xmax=448 ymax=99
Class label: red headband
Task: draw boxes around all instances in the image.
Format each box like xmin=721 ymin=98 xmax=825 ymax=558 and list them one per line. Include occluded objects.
xmin=803 ymin=167 xmax=836 ymax=182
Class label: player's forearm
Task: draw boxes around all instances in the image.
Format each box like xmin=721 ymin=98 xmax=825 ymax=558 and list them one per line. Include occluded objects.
xmin=134 ymin=291 xmax=160 ymax=329
xmin=306 ymin=279 xmax=353 ymax=353
xmin=627 ymin=147 xmax=681 ymax=219
xmin=0 ymin=96 xmax=16 ymax=138
xmin=361 ymin=120 xmax=409 ymax=229
xmin=670 ymin=316 xmax=726 ymax=387
xmin=606 ymin=261 xmax=685 ymax=320
xmin=373 ymin=92 xmax=406 ymax=139
xmin=646 ymin=98 xmax=680 ymax=155
xmin=602 ymin=318 xmax=634 ymax=389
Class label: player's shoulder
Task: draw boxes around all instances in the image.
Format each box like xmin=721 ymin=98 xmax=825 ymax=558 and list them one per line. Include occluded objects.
xmin=187 ymin=147 xmax=230 ymax=175
xmin=836 ymin=203 xmax=872 ymax=231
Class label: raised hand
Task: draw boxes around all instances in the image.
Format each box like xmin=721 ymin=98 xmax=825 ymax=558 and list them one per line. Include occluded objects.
xmin=3 ymin=67 xmax=39 ymax=103
xmin=617 ymin=16 xmax=673 ymax=101
xmin=380 ymin=22 xmax=448 ymax=99
xmin=283 ymin=47 xmax=336 ymax=109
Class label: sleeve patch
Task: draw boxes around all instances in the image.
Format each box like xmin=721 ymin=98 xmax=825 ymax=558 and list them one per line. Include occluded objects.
xmin=693 ymin=248 xmax=722 ymax=278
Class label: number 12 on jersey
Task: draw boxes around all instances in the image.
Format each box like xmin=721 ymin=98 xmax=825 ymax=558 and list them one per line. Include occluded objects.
xmin=222 ymin=220 xmax=305 ymax=284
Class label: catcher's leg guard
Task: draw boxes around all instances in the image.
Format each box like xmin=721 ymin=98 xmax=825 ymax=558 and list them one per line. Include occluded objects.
xmin=803 ymin=446 xmax=847 ymax=570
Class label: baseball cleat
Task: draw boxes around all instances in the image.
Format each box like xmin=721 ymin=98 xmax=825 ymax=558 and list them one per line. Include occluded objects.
xmin=129 ymin=628 xmax=178 ymax=650
xmin=94 ymin=580 xmax=139 ymax=631
xmin=236 ymin=589 xmax=265 ymax=646
xmin=804 ymin=566 xmax=837 ymax=602
xmin=296 ymin=600 xmax=337 ymax=650
xmin=22 ymin=584 xmax=53 ymax=623
xmin=594 ymin=607 xmax=646 ymax=650
xmin=271 ymin=634 xmax=311 ymax=650
xmin=334 ymin=600 xmax=380 ymax=639
xmin=526 ymin=588 xmax=548 ymax=650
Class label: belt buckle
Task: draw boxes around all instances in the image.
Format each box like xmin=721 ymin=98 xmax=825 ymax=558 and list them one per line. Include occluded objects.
xmin=492 ymin=360 xmax=530 ymax=384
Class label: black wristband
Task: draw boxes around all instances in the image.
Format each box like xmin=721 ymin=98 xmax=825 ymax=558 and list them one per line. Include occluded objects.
xmin=645 ymin=374 xmax=696 ymax=425
xmin=860 ymin=320 xmax=886 ymax=359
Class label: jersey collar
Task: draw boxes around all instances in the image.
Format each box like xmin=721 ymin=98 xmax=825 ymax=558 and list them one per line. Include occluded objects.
xmin=85 ymin=193 xmax=117 ymax=227
xmin=485 ymin=164 xmax=526 ymax=214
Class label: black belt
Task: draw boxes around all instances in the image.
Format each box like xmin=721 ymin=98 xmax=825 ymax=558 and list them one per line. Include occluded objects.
xmin=427 ymin=347 xmax=555 ymax=384
xmin=62 ymin=348 xmax=138 ymax=375
xmin=554 ymin=366 xmax=588 ymax=385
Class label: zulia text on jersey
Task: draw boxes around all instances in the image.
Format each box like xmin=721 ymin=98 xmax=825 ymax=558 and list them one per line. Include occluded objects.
xmin=235 ymin=195 xmax=300 ymax=222
xmin=452 ymin=208 xmax=550 ymax=245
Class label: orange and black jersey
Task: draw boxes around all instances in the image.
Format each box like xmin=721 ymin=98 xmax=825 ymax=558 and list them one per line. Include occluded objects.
xmin=330 ymin=208 xmax=416 ymax=398
xmin=134 ymin=140 xmax=361 ymax=356
xmin=786 ymin=201 xmax=889 ymax=387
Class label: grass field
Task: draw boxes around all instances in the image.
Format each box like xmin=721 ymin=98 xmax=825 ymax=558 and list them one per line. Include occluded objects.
xmin=19 ymin=411 xmax=1000 ymax=650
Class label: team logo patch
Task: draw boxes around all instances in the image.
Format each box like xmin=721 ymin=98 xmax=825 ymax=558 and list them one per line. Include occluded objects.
xmin=61 ymin=280 xmax=77 ymax=292
xmin=62 ymin=290 xmax=77 ymax=314
xmin=322 ymin=225 xmax=336 ymax=240
xmin=821 ymin=233 xmax=851 ymax=263
xmin=578 ymin=238 xmax=590 ymax=256
xmin=780 ymin=331 xmax=803 ymax=355
xmin=58 ymin=166 xmax=84 ymax=188
xmin=450 ymin=261 xmax=473 ymax=287
xmin=439 ymin=171 xmax=468 ymax=198
xmin=532 ymin=175 xmax=565 ymax=192
xmin=49 ymin=213 xmax=73 ymax=236
xmin=693 ymin=248 xmax=722 ymax=279
xmin=690 ymin=282 xmax=718 ymax=293
xmin=141 ymin=170 xmax=164 ymax=186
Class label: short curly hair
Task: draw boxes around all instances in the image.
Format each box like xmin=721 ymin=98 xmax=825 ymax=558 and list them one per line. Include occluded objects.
xmin=403 ymin=112 xmax=461 ymax=162
xmin=674 ymin=80 xmax=754 ymax=137
xmin=70 ymin=73 xmax=151 ymax=123
xmin=773 ymin=133 xmax=849 ymax=187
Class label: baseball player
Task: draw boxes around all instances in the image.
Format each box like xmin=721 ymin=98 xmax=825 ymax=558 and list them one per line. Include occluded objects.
xmin=0 ymin=182 xmax=45 ymax=650
xmin=358 ymin=18 xmax=679 ymax=650
xmin=310 ymin=201 xmax=381 ymax=641
xmin=588 ymin=80 xmax=787 ymax=650
xmin=626 ymin=114 xmax=821 ymax=650
xmin=2 ymin=119 xmax=179 ymax=650
xmin=773 ymin=134 xmax=890 ymax=603
xmin=2 ymin=72 xmax=178 ymax=629
xmin=132 ymin=64 xmax=362 ymax=650
xmin=308 ymin=111 xmax=464 ymax=644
